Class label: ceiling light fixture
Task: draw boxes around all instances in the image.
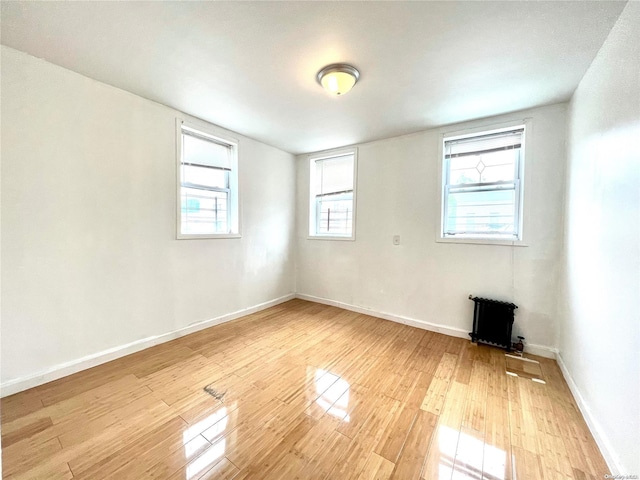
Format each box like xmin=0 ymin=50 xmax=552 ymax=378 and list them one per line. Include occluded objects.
xmin=317 ymin=64 xmax=360 ymax=96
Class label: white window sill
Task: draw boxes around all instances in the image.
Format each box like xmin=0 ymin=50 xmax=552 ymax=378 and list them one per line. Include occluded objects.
xmin=307 ymin=235 xmax=355 ymax=241
xmin=436 ymin=236 xmax=528 ymax=247
xmin=177 ymin=233 xmax=242 ymax=240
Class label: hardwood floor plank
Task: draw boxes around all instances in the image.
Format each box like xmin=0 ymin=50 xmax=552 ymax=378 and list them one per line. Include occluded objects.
xmin=5 ymin=460 xmax=73 ymax=480
xmin=461 ymin=360 xmax=490 ymax=433
xmin=0 ymin=390 xmax=44 ymax=424
xmin=65 ymin=399 xmax=177 ymax=476
xmin=71 ymin=416 xmax=191 ymax=480
xmin=389 ymin=409 xmax=437 ymax=480
xmin=1 ymin=416 xmax=53 ymax=448
xmin=46 ymin=374 xmax=148 ymax=423
xmin=329 ymin=395 xmax=401 ymax=480
xmin=511 ymin=445 xmax=545 ymax=479
xmin=357 ymin=452 xmax=396 ymax=480
xmin=36 ymin=365 xmax=135 ymax=407
xmin=144 ymin=435 xmax=215 ymax=479
xmin=483 ymin=394 xmax=513 ymax=480
xmin=2 ymin=437 xmax=62 ymax=477
xmin=57 ymin=389 xmax=158 ymax=448
xmin=420 ymin=352 xmax=458 ymax=415
xmin=193 ymin=457 xmax=240 ymax=480
xmin=297 ymin=427 xmax=351 ymax=479
xmin=233 ymin=412 xmax=316 ymax=479
xmin=377 ymin=406 xmax=423 ymax=466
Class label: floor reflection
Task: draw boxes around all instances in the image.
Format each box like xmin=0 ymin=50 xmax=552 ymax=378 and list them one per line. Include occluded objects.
xmin=186 ymin=440 xmax=226 ymax=479
xmin=183 ymin=406 xmax=229 ymax=479
xmin=435 ymin=426 xmax=507 ymax=480
xmin=314 ymin=368 xmax=350 ymax=421
xmin=505 ymin=355 xmax=546 ymax=383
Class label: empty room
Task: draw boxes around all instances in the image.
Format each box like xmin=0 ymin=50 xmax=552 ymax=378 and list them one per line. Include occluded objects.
xmin=1 ymin=1 xmax=638 ymax=479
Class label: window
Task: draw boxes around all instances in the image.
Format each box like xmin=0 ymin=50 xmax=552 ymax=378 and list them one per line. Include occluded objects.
xmin=309 ymin=149 xmax=357 ymax=239
xmin=177 ymin=121 xmax=239 ymax=238
xmin=441 ymin=125 xmax=525 ymax=241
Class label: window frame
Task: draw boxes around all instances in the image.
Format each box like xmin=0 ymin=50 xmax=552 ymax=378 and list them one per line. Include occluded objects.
xmin=176 ymin=118 xmax=241 ymax=240
xmin=308 ymin=147 xmax=358 ymax=241
xmin=437 ymin=119 xmax=531 ymax=246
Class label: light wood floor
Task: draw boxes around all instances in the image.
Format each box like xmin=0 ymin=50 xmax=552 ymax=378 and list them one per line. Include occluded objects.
xmin=1 ymin=300 xmax=608 ymax=480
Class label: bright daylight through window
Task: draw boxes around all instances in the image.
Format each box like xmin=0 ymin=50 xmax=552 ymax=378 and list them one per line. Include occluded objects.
xmin=441 ymin=126 xmax=525 ymax=241
xmin=309 ymin=150 xmax=357 ymax=239
xmin=178 ymin=122 xmax=239 ymax=238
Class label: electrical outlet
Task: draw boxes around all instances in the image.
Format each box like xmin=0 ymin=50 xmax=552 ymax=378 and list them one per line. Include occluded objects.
xmin=393 ymin=235 xmax=400 ymax=245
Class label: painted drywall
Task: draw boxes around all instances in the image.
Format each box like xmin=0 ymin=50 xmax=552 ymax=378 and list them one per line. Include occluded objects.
xmin=0 ymin=46 xmax=296 ymax=386
xmin=296 ymin=103 xmax=567 ymax=352
xmin=558 ymin=3 xmax=640 ymax=474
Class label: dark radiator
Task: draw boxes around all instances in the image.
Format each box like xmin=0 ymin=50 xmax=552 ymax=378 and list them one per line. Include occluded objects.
xmin=469 ymin=296 xmax=518 ymax=351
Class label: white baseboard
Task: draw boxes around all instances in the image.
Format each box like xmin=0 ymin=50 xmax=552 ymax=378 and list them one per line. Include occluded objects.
xmin=296 ymin=293 xmax=557 ymax=359
xmin=556 ymin=353 xmax=620 ymax=475
xmin=296 ymin=293 xmax=469 ymax=339
xmin=523 ymin=343 xmax=558 ymax=359
xmin=0 ymin=293 xmax=295 ymax=398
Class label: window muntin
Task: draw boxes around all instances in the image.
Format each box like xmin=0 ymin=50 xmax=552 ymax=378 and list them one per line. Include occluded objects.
xmin=442 ymin=127 xmax=524 ymax=240
xmin=309 ymin=151 xmax=356 ymax=238
xmin=178 ymin=123 xmax=239 ymax=238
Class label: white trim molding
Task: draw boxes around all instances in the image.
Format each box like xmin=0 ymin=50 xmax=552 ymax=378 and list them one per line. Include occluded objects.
xmin=296 ymin=293 xmax=469 ymax=338
xmin=556 ymin=353 xmax=621 ymax=475
xmin=522 ymin=343 xmax=558 ymax=359
xmin=0 ymin=293 xmax=295 ymax=397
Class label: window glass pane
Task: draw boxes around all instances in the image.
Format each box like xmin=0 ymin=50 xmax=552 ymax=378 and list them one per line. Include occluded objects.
xmin=449 ymin=157 xmax=481 ymax=185
xmin=316 ymin=155 xmax=354 ymax=195
xmin=183 ymin=132 xmax=231 ymax=169
xmin=182 ymin=164 xmax=228 ymax=189
xmin=316 ymin=194 xmax=353 ymax=235
xmin=479 ymin=150 xmax=518 ymax=183
xmin=181 ymin=187 xmax=229 ymax=234
xmin=449 ymin=149 xmax=517 ymax=185
xmin=445 ymin=189 xmax=516 ymax=236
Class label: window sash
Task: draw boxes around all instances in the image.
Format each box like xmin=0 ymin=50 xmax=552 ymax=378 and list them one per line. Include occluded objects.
xmin=309 ymin=150 xmax=356 ymax=238
xmin=443 ymin=127 xmax=524 ymax=239
xmin=180 ymin=187 xmax=230 ymax=234
xmin=443 ymin=181 xmax=520 ymax=237
xmin=178 ymin=121 xmax=238 ymax=238
xmin=444 ymin=149 xmax=521 ymax=187
xmin=315 ymin=191 xmax=353 ymax=236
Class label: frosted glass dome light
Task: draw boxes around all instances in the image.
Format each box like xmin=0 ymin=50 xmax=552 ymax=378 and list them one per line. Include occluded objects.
xmin=317 ymin=64 xmax=360 ymax=96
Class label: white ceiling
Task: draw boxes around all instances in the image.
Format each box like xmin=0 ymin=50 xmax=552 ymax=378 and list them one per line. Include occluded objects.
xmin=0 ymin=1 xmax=626 ymax=154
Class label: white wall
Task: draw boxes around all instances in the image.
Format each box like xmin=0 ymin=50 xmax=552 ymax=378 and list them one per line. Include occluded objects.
xmin=558 ymin=3 xmax=640 ymax=475
xmin=296 ymin=103 xmax=567 ymax=353
xmin=0 ymin=46 xmax=296 ymax=387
